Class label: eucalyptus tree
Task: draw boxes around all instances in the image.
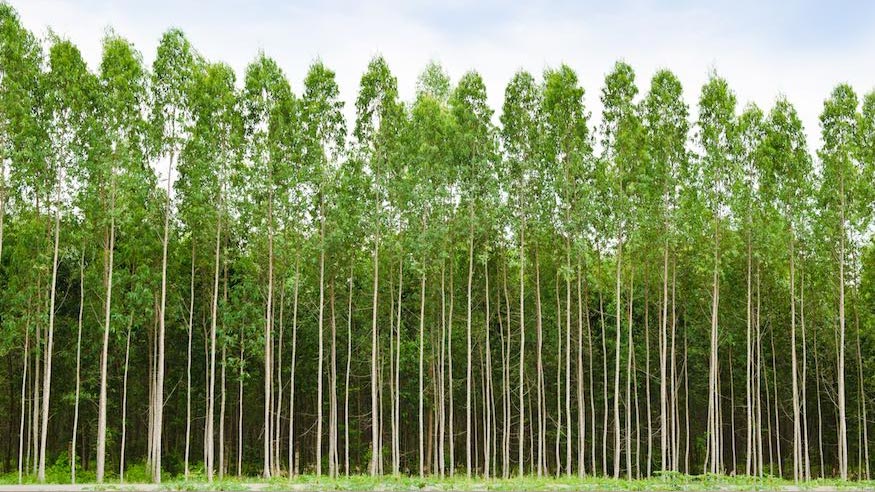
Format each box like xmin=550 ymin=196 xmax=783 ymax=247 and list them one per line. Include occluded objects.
xmin=641 ymin=69 xmax=688 ymax=474
xmin=39 ymin=37 xmax=95 ymax=483
xmin=696 ymin=74 xmax=738 ymax=475
xmin=734 ymin=103 xmax=766 ymax=476
xmin=407 ymin=83 xmax=453 ymax=475
xmin=149 ymin=29 xmax=196 ymax=482
xmin=449 ymin=70 xmax=494 ymax=477
xmin=415 ymin=61 xmax=459 ymax=477
xmin=242 ymin=53 xmax=294 ymax=478
xmin=599 ymin=61 xmax=642 ymax=478
xmin=818 ymin=84 xmax=864 ymax=480
xmin=92 ymin=32 xmax=147 ymax=483
xmin=540 ymin=64 xmax=592 ymax=476
xmin=300 ymin=60 xmax=346 ymax=477
xmin=0 ymin=6 xmax=45 ymax=483
xmin=760 ymin=98 xmax=811 ymax=481
xmin=178 ymin=59 xmax=240 ymax=481
xmin=500 ymin=70 xmax=541 ymax=476
xmin=354 ymin=56 xmax=403 ymax=476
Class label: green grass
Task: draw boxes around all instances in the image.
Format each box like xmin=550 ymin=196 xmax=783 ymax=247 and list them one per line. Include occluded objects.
xmin=3 ymin=467 xmax=875 ymax=490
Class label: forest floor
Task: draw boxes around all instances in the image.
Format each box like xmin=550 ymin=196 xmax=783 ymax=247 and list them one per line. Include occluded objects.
xmin=2 ymin=473 xmax=875 ymax=491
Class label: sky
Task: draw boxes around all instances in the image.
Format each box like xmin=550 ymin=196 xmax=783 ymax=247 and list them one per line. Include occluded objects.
xmin=10 ymin=0 xmax=875 ymax=149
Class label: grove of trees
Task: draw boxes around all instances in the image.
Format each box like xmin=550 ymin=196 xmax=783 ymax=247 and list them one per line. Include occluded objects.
xmin=1 ymin=4 xmax=874 ymax=484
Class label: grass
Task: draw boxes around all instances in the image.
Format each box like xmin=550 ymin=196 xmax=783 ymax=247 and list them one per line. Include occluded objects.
xmin=3 ymin=466 xmax=875 ymax=490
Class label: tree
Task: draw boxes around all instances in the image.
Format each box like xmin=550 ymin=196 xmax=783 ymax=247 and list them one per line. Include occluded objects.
xmin=500 ymin=70 xmax=541 ymax=476
xmin=242 ymin=53 xmax=294 ymax=478
xmin=541 ymin=64 xmax=592 ymax=476
xmin=641 ymin=69 xmax=688 ymax=474
xmin=149 ymin=29 xmax=196 ymax=483
xmin=301 ymin=60 xmax=346 ymax=477
xmin=354 ymin=56 xmax=403 ymax=476
xmin=818 ymin=84 xmax=861 ymax=481
xmin=696 ymin=74 xmax=738 ymax=475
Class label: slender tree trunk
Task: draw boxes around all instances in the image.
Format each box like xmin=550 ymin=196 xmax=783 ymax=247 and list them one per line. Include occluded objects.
xmin=577 ymin=262 xmax=587 ymax=477
xmin=660 ymin=245 xmax=669 ymax=473
xmin=345 ymin=271 xmax=353 ymax=476
xmin=263 ymin=195 xmax=275 ymax=478
xmin=837 ymin=183 xmax=848 ymax=480
xmin=220 ymin=332 xmax=227 ymax=477
xmin=855 ymin=294 xmax=869 ymax=479
xmin=815 ymin=317 xmax=825 ymax=478
xmin=18 ymin=318 xmax=30 ymax=484
xmin=565 ymin=243 xmax=572 ymax=477
xmin=485 ymin=261 xmax=493 ymax=478
xmin=120 ymin=318 xmax=132 ymax=482
xmin=370 ymin=225 xmax=380 ymax=476
xmin=207 ymin=206 xmax=222 ymax=481
xmin=38 ymin=176 xmax=62 ymax=483
xmin=448 ymin=261 xmax=456 ymax=477
xmin=790 ymin=228 xmax=802 ymax=482
xmin=756 ymin=264 xmax=764 ymax=476
xmin=625 ymin=269 xmax=634 ymax=478
xmin=237 ymin=334 xmax=244 ymax=477
xmin=274 ymin=283 xmax=285 ymax=476
xmin=801 ymin=273 xmax=810 ymax=480
xmin=288 ymin=257 xmax=299 ymax=476
xmin=316 ymin=195 xmax=325 ymax=476
xmin=745 ymin=226 xmax=753 ymax=476
xmin=466 ymin=211 xmax=474 ymax=477
xmin=646 ymin=280 xmax=652 ymax=476
xmin=556 ymin=275 xmax=563 ymax=476
xmin=184 ymin=246 xmax=195 ymax=480
xmin=419 ymin=264 xmax=426 ymax=477
xmin=684 ymin=320 xmax=690 ymax=474
xmin=330 ymin=278 xmax=339 ymax=477
xmin=518 ymin=217 xmax=526 ymax=477
xmin=535 ymin=248 xmax=545 ymax=477
xmin=706 ymin=222 xmax=721 ymax=475
xmin=502 ymin=260 xmax=512 ymax=478
xmin=771 ymin=326 xmax=782 ymax=478
xmin=671 ymin=261 xmax=679 ymax=472
xmin=71 ymin=251 xmax=84 ymax=483
xmin=614 ymin=241 xmax=623 ymax=478
xmin=394 ymin=259 xmax=402 ymax=476
xmin=154 ymin=149 xmax=175 ymax=484
xmin=585 ymin=270 xmax=597 ymax=476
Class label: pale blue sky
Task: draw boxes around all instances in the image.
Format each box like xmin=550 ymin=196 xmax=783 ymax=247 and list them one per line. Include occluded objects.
xmin=11 ymin=0 xmax=875 ymax=147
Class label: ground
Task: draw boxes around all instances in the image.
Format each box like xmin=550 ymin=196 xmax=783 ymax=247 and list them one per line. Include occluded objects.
xmin=2 ymin=474 xmax=875 ymax=491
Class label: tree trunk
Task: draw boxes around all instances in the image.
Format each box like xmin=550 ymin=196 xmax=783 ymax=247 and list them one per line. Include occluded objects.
xmin=263 ymin=195 xmax=274 ymax=478
xmin=466 ymin=212 xmax=474 ymax=477
xmin=345 ymin=272 xmax=353 ymax=476
xmin=184 ymin=246 xmax=195 ymax=480
xmin=154 ymin=150 xmax=175 ymax=483
xmin=837 ymin=182 xmax=847 ymax=480
xmin=17 ymin=317 xmax=30 ymax=484
xmin=207 ymin=206 xmax=222 ymax=481
xmin=535 ymin=248 xmax=545 ymax=477
xmin=317 ymin=195 xmax=325 ymax=476
xmin=370 ymin=228 xmax=380 ymax=476
xmin=419 ymin=265 xmax=426 ymax=477
xmin=120 ymin=317 xmax=132 ymax=482
xmin=614 ymin=241 xmax=623 ymax=478
xmin=38 ymin=177 xmax=62 ymax=483
xmin=518 ymin=218 xmax=526 ymax=477
xmin=661 ymin=245 xmax=669 ymax=473
xmin=71 ymin=251 xmax=84 ymax=484
xmin=288 ymin=257 xmax=299 ymax=475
